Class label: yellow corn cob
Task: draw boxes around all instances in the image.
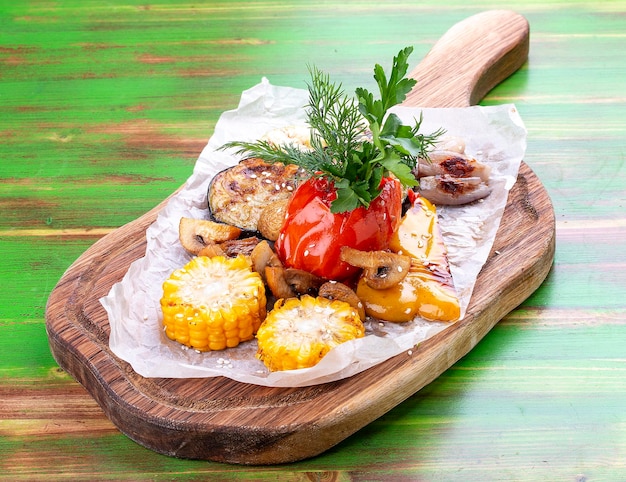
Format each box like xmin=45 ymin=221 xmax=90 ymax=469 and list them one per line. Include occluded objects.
xmin=256 ymin=295 xmax=365 ymax=371
xmin=161 ymin=255 xmax=266 ymax=352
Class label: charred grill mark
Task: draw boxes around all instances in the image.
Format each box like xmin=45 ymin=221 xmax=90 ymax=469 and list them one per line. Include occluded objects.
xmin=241 ymin=161 xmax=299 ymax=186
xmin=418 ymin=174 xmax=491 ymax=205
xmin=438 ymin=176 xmax=466 ymax=195
xmin=226 ymin=179 xmax=251 ymax=195
xmin=440 ymin=156 xmax=475 ymax=177
xmin=438 ymin=178 xmax=459 ymax=194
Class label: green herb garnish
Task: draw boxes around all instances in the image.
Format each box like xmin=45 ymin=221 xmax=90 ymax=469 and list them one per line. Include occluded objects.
xmin=221 ymin=46 xmax=444 ymax=213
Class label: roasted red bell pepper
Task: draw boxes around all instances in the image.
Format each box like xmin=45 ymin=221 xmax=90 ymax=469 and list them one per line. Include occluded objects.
xmin=275 ymin=176 xmax=403 ymax=281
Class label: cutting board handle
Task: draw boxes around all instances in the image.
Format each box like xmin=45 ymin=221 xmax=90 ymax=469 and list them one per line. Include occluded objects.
xmin=404 ymin=10 xmax=529 ymax=108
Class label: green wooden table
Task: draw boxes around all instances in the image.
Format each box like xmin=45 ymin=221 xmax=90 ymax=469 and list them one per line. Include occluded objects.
xmin=2 ymin=1 xmax=625 ymax=479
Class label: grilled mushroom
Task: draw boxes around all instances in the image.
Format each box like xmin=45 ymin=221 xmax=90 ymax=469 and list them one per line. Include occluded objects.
xmin=251 ymin=240 xmax=283 ymax=283
xmin=197 ymin=243 xmax=226 ymax=258
xmin=319 ymin=281 xmax=366 ymax=320
xmin=340 ymin=247 xmax=411 ymax=290
xmin=257 ymin=198 xmax=289 ymax=241
xmin=265 ymin=266 xmax=296 ymax=300
xmin=283 ymin=269 xmax=324 ymax=296
xmin=265 ymin=266 xmax=324 ymax=300
xmin=219 ymin=236 xmax=262 ymax=257
xmin=178 ymin=217 xmax=242 ymax=255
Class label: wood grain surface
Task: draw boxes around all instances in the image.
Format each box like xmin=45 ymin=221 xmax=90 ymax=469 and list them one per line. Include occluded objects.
xmin=43 ymin=10 xmax=556 ymax=465
xmin=3 ymin=1 xmax=626 ymax=479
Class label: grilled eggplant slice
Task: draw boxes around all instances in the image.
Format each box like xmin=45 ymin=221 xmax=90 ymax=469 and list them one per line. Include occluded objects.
xmin=208 ymin=157 xmax=301 ymax=232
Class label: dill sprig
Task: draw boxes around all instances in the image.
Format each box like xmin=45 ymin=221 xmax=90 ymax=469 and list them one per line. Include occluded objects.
xmin=221 ymin=46 xmax=444 ymax=213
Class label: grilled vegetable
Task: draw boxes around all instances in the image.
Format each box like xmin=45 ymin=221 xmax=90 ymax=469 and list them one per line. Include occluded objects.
xmin=417 ymin=174 xmax=492 ymax=205
xmin=414 ymin=145 xmax=492 ymax=205
xmin=275 ymin=176 xmax=403 ymax=281
xmin=218 ymin=236 xmax=262 ymax=257
xmin=208 ymin=157 xmax=300 ymax=232
xmin=197 ymin=243 xmax=226 ymax=258
xmin=179 ymin=217 xmax=242 ymax=255
xmin=339 ymin=246 xmax=411 ymax=289
xmin=250 ymin=240 xmax=283 ymax=284
xmin=318 ymin=281 xmax=366 ymax=321
xmin=256 ymin=295 xmax=365 ymax=371
xmin=257 ymin=198 xmax=289 ymax=241
xmin=264 ymin=266 xmax=324 ymax=301
xmin=221 ymin=48 xmax=443 ymax=280
xmin=417 ymin=150 xmax=490 ymax=182
xmin=356 ymin=261 xmax=460 ymax=322
xmin=356 ymin=194 xmax=460 ymax=322
xmin=161 ymin=255 xmax=267 ymax=351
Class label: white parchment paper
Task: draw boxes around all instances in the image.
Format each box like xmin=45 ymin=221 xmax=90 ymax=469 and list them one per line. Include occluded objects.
xmin=101 ymin=78 xmax=527 ymax=387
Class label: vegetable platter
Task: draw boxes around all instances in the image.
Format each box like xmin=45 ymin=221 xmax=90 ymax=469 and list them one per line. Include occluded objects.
xmin=45 ymin=10 xmax=554 ymax=465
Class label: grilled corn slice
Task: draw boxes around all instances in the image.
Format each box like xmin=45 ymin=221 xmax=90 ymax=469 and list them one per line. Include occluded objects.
xmin=161 ymin=255 xmax=266 ymax=352
xmin=256 ymin=295 xmax=365 ymax=371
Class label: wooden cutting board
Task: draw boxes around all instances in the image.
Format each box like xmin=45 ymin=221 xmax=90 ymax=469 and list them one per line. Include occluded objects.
xmin=45 ymin=10 xmax=554 ymax=465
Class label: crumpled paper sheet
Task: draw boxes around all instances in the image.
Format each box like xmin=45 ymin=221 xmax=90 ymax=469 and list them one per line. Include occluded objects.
xmin=101 ymin=78 xmax=527 ymax=387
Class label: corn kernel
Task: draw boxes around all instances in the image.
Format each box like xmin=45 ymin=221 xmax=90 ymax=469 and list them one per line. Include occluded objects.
xmin=161 ymin=255 xmax=266 ymax=352
xmin=256 ymin=295 xmax=365 ymax=371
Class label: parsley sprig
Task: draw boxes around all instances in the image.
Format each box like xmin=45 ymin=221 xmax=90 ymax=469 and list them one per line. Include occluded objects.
xmin=221 ymin=46 xmax=444 ymax=213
